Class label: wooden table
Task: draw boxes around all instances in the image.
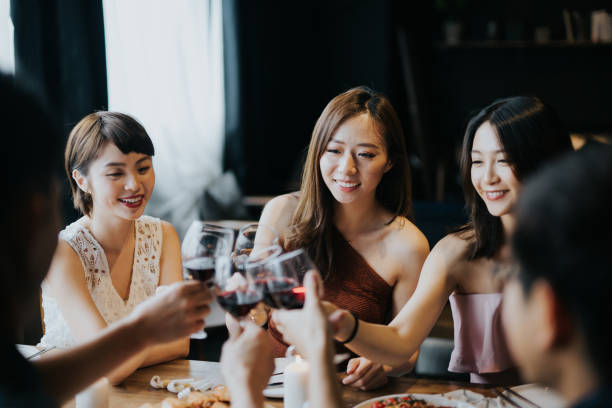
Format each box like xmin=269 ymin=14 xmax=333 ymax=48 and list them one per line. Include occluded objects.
xmin=61 ymin=359 xmax=497 ymax=407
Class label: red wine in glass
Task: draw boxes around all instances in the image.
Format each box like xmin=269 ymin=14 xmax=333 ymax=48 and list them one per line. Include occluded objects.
xmin=268 ymin=277 xmax=306 ymax=309
xmin=184 ymin=257 xmax=215 ymax=282
xmin=254 ymin=278 xmax=279 ymax=308
xmin=217 ymin=290 xmax=261 ymax=318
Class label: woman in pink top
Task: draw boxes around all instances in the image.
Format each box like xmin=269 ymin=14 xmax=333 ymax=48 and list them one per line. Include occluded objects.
xmin=274 ymin=96 xmax=573 ymax=385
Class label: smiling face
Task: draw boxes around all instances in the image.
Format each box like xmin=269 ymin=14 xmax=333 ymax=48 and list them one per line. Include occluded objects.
xmin=74 ymin=142 xmax=155 ymax=221
xmin=319 ymin=114 xmax=392 ymax=206
xmin=470 ymin=121 xmax=521 ymax=218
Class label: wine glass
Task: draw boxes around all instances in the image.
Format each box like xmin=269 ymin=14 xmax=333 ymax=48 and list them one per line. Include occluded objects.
xmin=214 ymin=255 xmax=264 ymax=322
xmin=233 ymin=223 xmax=279 ymax=272
xmin=265 ymin=248 xmax=315 ymax=309
xmin=181 ymin=221 xmax=234 ymax=339
xmin=244 ymin=245 xmax=283 ymax=313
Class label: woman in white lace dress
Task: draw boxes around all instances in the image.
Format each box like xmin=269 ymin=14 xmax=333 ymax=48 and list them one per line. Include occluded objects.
xmin=40 ymin=112 xmax=188 ymax=384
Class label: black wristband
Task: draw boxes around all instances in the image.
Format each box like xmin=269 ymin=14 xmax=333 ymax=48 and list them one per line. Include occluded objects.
xmin=339 ymin=311 xmax=359 ymax=344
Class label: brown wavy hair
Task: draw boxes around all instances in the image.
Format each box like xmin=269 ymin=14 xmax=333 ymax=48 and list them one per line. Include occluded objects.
xmin=284 ymin=86 xmax=412 ymax=278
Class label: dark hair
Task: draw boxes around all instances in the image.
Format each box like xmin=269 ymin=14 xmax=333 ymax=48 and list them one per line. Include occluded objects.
xmin=513 ymin=144 xmax=612 ymax=384
xmin=65 ymin=111 xmax=155 ymax=216
xmin=0 ymin=73 xmax=63 ymax=322
xmin=456 ymin=96 xmax=572 ymax=259
xmin=284 ymin=86 xmax=412 ymax=277
xmin=0 ymin=74 xmax=62 ymax=197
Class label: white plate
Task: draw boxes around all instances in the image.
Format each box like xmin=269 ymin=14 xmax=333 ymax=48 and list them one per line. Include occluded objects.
xmin=262 ymin=358 xmax=289 ymax=399
xmin=273 ymin=357 xmax=290 ymax=374
xmin=506 ymin=384 xmax=567 ymax=408
xmin=262 ymin=385 xmax=283 ymax=399
xmin=353 ymin=393 xmax=475 ymax=408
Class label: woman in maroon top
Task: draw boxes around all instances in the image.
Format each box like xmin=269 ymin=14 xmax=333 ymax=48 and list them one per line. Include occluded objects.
xmin=254 ymin=87 xmax=429 ymax=389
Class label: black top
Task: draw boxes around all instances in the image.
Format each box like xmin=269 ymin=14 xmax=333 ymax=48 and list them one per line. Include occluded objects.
xmin=0 ymin=343 xmax=57 ymax=408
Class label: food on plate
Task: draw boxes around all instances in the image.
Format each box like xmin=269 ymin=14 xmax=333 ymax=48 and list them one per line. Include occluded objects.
xmin=212 ymin=385 xmax=231 ymax=402
xmin=368 ymin=395 xmax=452 ymax=408
xmin=150 ymin=375 xmax=172 ymax=389
xmin=160 ymin=397 xmax=189 ymax=408
xmin=148 ymin=377 xmax=232 ymax=408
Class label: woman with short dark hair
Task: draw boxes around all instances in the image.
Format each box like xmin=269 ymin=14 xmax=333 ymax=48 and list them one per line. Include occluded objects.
xmin=40 ymin=111 xmax=189 ymax=384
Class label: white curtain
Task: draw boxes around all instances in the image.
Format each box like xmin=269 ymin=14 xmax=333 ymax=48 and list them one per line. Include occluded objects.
xmin=0 ymin=0 xmax=14 ymax=74
xmin=102 ymin=0 xmax=225 ymax=238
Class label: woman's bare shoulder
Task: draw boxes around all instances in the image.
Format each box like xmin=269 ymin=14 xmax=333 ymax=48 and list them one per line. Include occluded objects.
xmin=428 ymin=232 xmax=471 ymax=269
xmin=386 ymin=216 xmax=430 ymax=259
xmin=160 ymin=220 xmax=179 ymax=241
xmin=44 ymin=238 xmax=86 ymax=292
xmin=265 ymin=193 xmax=299 ymax=211
xmin=259 ymin=193 xmax=299 ymax=231
xmin=54 ymin=236 xmax=83 ymax=265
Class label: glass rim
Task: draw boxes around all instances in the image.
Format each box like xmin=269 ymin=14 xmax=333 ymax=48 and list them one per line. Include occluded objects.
xmin=244 ymin=244 xmax=283 ymax=268
xmin=188 ymin=220 xmax=234 ymax=232
xmin=238 ymin=222 xmax=278 ymax=234
xmin=266 ymin=247 xmax=307 ymax=265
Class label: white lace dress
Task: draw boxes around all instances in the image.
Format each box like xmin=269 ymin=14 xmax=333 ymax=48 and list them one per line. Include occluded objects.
xmin=39 ymin=215 xmax=162 ymax=348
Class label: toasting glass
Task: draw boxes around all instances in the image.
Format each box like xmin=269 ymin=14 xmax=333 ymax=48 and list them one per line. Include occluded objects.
xmin=245 ymin=245 xmax=283 ymax=310
xmin=233 ymin=223 xmax=279 ymax=272
xmin=181 ymin=221 xmax=234 ymax=339
xmin=264 ymin=248 xmax=315 ymax=309
xmin=214 ymin=255 xmax=264 ymax=321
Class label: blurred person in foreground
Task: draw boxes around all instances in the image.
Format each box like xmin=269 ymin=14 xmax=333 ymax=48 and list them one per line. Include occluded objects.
xmin=502 ymin=145 xmax=612 ymax=407
xmin=0 ymin=73 xmax=212 ymax=407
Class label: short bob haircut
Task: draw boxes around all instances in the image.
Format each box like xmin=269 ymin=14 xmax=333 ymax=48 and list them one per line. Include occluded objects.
xmin=65 ymin=111 xmax=155 ymax=216
xmin=285 ymin=86 xmax=412 ymax=277
xmin=456 ymin=96 xmax=572 ymax=259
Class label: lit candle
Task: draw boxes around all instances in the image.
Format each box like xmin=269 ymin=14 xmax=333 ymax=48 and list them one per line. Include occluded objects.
xmin=76 ymin=377 xmax=109 ymax=408
xmin=284 ymin=355 xmax=309 ymax=408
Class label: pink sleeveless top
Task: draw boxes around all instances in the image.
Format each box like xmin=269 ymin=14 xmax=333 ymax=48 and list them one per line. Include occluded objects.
xmin=448 ymin=293 xmax=519 ymax=384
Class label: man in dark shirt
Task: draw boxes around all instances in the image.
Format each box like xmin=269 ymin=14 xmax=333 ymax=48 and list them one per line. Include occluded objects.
xmin=0 ymin=73 xmax=212 ymax=406
xmin=503 ymin=145 xmax=612 ymax=407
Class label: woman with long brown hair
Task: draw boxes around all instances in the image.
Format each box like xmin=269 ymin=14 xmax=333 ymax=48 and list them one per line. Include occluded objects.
xmin=255 ymin=86 xmax=429 ymax=389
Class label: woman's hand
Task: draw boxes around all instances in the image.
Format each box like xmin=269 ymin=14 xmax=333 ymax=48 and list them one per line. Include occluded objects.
xmin=220 ymin=322 xmax=274 ymax=407
xmin=342 ymin=357 xmax=388 ymax=390
xmin=328 ymin=307 xmax=357 ymax=343
xmin=271 ymin=270 xmax=332 ymax=360
xmin=130 ymin=280 xmax=212 ymax=345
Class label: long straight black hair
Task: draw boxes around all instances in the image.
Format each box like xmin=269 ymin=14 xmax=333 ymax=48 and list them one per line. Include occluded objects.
xmin=456 ymin=96 xmax=573 ymax=259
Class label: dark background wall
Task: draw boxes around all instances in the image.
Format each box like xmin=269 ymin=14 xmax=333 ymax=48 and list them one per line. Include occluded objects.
xmin=228 ymin=0 xmax=612 ymax=201
xmin=228 ymin=0 xmax=393 ymax=196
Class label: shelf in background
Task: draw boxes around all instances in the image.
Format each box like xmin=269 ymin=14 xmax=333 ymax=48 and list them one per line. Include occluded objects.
xmin=436 ymin=40 xmax=612 ymax=50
